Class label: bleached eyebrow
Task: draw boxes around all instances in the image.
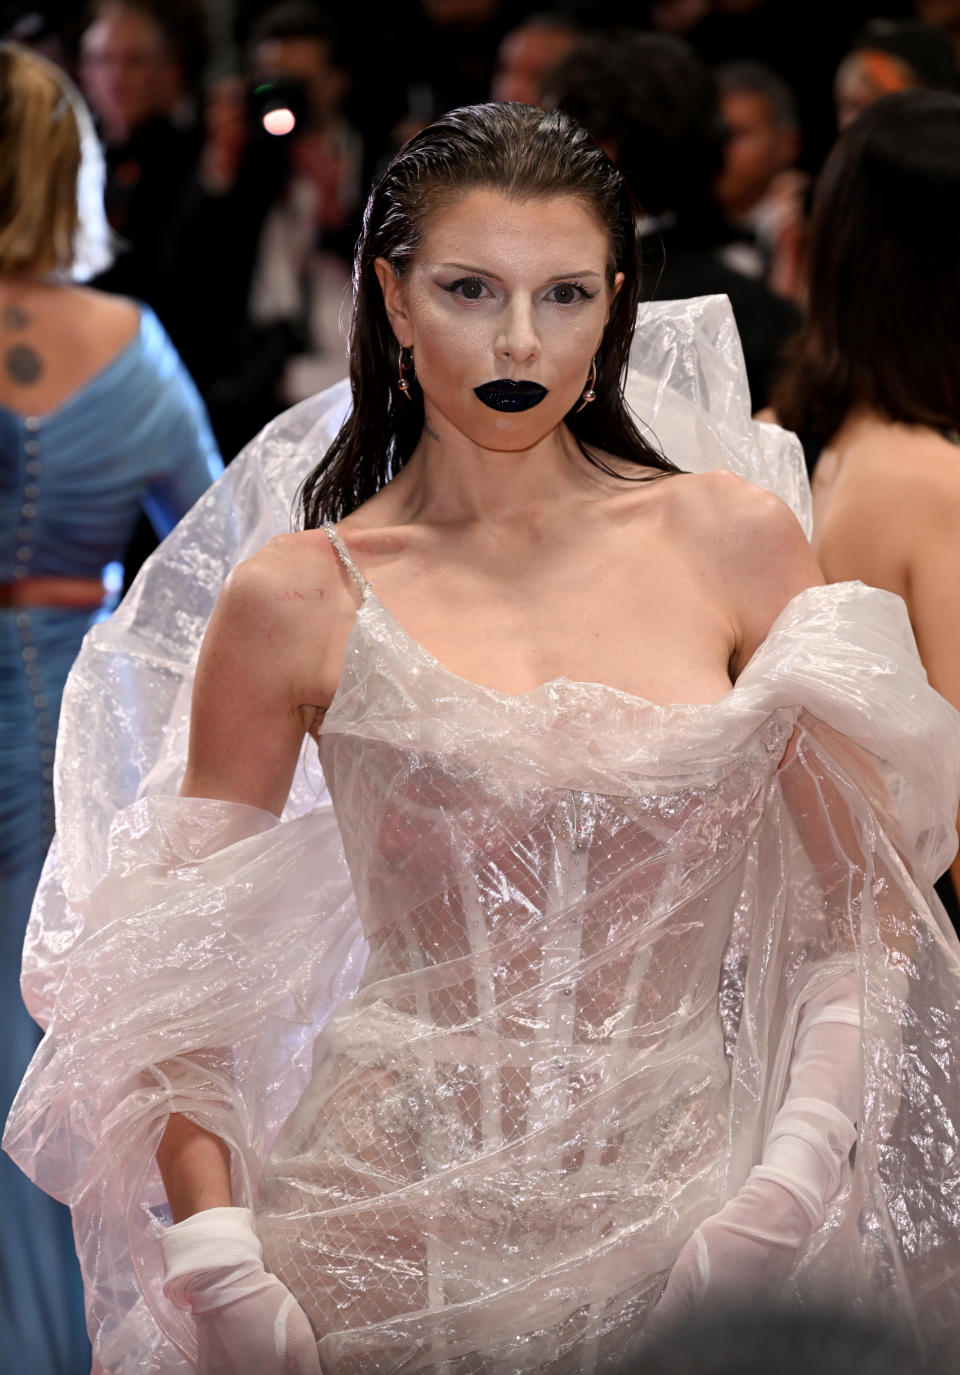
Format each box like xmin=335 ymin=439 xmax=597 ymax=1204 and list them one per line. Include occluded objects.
xmin=435 ymin=263 xmax=604 ymax=282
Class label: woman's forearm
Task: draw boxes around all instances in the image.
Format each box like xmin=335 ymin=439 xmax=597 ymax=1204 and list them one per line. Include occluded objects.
xmin=157 ymin=1112 xmax=233 ymax=1222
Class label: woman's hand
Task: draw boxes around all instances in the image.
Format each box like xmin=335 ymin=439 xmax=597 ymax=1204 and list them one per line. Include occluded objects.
xmin=645 ymin=1178 xmax=807 ymax=1336
xmin=648 ymin=970 xmax=861 ymax=1338
xmin=194 ymin=1274 xmax=321 ymax=1375
xmin=162 ymin=1207 xmax=322 ymax=1375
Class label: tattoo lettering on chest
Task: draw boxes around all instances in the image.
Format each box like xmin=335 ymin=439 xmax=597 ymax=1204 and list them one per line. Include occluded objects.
xmin=6 ymin=344 xmax=43 ymax=386
xmin=1 ymin=304 xmax=29 ymax=331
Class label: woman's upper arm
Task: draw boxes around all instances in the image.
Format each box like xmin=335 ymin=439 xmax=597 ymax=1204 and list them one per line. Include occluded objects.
xmin=717 ymin=477 xmax=824 ymax=677
xmin=180 ymin=546 xmax=314 ymax=816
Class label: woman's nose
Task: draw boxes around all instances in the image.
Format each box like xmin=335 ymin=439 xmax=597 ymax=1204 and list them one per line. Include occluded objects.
xmin=494 ymin=298 xmax=540 ymax=365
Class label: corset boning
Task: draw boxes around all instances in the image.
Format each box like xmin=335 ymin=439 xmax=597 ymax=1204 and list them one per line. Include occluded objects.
xmin=256 ymin=731 xmax=779 ymax=1370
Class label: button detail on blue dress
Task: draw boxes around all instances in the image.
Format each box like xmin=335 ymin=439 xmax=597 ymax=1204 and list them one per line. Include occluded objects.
xmin=24 ymin=415 xmax=40 ymax=430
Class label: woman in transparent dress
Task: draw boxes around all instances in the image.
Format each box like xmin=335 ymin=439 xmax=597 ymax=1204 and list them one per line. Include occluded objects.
xmin=6 ymin=103 xmax=960 ymax=1375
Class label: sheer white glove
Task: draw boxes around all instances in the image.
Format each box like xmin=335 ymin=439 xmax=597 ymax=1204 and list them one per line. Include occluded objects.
xmin=648 ymin=970 xmax=860 ymax=1335
xmin=162 ymin=1206 xmax=322 ymax=1375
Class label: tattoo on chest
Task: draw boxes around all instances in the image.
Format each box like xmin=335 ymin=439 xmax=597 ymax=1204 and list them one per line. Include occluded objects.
xmin=1 ymin=304 xmax=29 ymax=331
xmin=5 ymin=344 xmax=43 ymax=385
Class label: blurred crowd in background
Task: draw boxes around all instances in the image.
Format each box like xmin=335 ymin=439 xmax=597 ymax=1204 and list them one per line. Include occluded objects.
xmin=3 ymin=0 xmax=959 ymax=475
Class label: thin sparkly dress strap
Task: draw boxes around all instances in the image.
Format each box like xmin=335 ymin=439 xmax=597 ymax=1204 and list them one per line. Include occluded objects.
xmin=322 ymin=522 xmax=371 ymax=601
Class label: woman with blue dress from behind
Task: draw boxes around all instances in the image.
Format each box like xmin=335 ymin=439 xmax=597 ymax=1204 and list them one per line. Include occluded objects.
xmin=0 ymin=42 xmax=221 ymax=1373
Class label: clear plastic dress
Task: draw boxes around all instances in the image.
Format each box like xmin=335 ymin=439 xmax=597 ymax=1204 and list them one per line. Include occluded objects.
xmin=6 ymin=298 xmax=960 ymax=1375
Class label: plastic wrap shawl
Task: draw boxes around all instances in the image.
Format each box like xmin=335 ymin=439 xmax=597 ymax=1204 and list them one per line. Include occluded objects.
xmin=6 ymin=297 xmax=960 ymax=1375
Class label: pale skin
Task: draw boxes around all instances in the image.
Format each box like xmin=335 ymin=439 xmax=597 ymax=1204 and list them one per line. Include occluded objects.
xmin=156 ymin=187 xmax=823 ymax=1218
xmin=810 ymin=409 xmax=960 ymax=894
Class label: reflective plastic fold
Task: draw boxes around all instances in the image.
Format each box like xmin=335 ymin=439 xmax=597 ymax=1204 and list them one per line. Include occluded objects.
xmin=6 ymin=298 xmax=960 ymax=1375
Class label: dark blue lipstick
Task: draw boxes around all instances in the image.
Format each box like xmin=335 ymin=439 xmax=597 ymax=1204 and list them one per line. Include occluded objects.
xmin=474 ymin=380 xmax=548 ymax=412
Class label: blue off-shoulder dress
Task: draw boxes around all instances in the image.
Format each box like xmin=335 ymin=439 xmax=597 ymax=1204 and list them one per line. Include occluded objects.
xmin=0 ymin=304 xmax=221 ymax=1373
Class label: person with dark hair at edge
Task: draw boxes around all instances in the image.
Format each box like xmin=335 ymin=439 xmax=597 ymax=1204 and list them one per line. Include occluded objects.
xmin=771 ymin=89 xmax=960 ymax=932
xmin=6 ymin=102 xmax=960 ymax=1373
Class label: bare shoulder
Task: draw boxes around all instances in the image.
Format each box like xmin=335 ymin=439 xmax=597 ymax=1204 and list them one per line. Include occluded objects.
xmin=61 ymin=286 xmax=141 ymax=350
xmin=193 ymin=527 xmax=357 ymax=732
xmin=218 ymin=528 xmax=347 ymax=630
xmin=897 ymin=430 xmax=960 ymax=512
xmin=832 ymin=420 xmax=960 ymax=507
xmin=663 ymin=469 xmax=813 ymax=558
xmin=659 ymin=470 xmax=822 ymax=671
xmin=184 ymin=529 xmax=351 ymax=809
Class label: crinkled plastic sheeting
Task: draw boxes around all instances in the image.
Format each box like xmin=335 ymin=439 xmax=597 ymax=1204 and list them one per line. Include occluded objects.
xmin=6 ymin=299 xmax=960 ymax=1374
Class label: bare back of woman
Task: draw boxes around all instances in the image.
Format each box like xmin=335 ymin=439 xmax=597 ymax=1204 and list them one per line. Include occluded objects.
xmin=770 ymin=90 xmax=960 ymax=902
xmin=0 ymin=280 xmax=139 ymax=418
xmin=812 ymin=413 xmax=960 ymax=894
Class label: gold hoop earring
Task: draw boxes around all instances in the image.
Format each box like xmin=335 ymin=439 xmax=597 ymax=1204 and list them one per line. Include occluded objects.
xmin=397 ymin=345 xmax=415 ymax=400
xmin=575 ymin=356 xmax=597 ymax=413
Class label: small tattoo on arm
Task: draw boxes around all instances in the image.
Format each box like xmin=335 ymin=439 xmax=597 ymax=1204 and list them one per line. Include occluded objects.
xmin=2 ymin=304 xmax=29 ymax=330
xmin=271 ymin=586 xmax=325 ymax=602
xmin=6 ymin=344 xmax=43 ymax=385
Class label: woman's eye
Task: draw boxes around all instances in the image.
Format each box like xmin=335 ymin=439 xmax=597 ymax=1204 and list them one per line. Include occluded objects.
xmin=446 ymin=277 xmax=489 ymax=300
xmin=547 ymin=282 xmax=591 ymax=305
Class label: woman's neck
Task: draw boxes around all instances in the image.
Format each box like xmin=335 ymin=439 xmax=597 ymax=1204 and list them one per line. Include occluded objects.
xmin=388 ymin=420 xmax=602 ymax=528
xmin=0 ymin=277 xmax=68 ymax=304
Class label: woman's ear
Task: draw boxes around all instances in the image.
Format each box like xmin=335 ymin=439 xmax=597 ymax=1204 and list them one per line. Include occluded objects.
xmin=374 ymin=257 xmax=412 ymax=347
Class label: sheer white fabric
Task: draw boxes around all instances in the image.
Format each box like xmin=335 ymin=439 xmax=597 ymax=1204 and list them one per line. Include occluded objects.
xmin=6 ymin=298 xmax=960 ymax=1375
xmin=162 ymin=1207 xmax=321 ymax=1375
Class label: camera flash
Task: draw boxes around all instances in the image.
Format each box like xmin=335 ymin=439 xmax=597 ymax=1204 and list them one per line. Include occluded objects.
xmin=263 ymin=107 xmax=296 ymax=137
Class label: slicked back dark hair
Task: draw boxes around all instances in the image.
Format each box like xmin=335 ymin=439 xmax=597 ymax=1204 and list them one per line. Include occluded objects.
xmin=298 ymin=101 xmax=676 ymax=529
xmin=773 ymin=89 xmax=960 ymax=448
